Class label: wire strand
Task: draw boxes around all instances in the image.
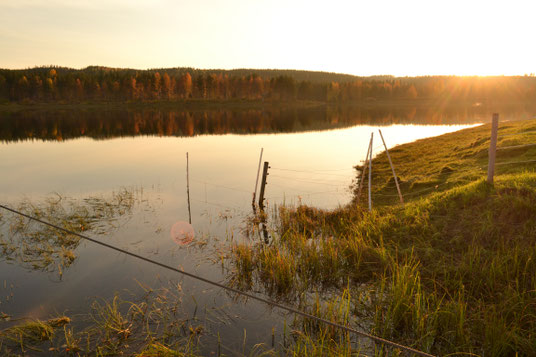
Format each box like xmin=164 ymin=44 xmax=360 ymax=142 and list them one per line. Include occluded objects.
xmin=266 ymin=189 xmax=346 ymax=201
xmin=497 ymin=143 xmax=536 ymax=150
xmin=494 ymin=159 xmax=536 ymax=166
xmin=270 ymin=167 xmax=355 ymax=173
xmin=191 ymin=179 xmax=252 ymax=194
xmin=270 ymin=168 xmax=352 ymax=177
xmin=269 ymin=174 xmax=349 ymax=186
xmin=0 ymin=203 xmax=434 ymax=357
xmin=497 ymin=130 xmax=536 ymax=138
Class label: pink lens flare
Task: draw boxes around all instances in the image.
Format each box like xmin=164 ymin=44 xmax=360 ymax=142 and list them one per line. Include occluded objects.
xmin=170 ymin=221 xmax=195 ymax=245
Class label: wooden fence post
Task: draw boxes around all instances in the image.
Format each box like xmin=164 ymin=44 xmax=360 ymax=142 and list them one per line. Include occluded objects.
xmin=487 ymin=113 xmax=499 ymax=184
xmin=186 ymin=152 xmax=191 ymax=224
xmin=378 ymin=129 xmax=404 ymax=204
xmin=258 ymin=161 xmax=269 ymax=210
xmin=252 ymin=148 xmax=264 ymax=208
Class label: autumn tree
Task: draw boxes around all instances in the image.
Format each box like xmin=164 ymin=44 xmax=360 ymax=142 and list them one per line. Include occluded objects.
xmin=177 ymin=72 xmax=192 ymax=98
xmin=406 ymin=85 xmax=418 ymax=99
xmin=162 ymin=73 xmax=172 ymax=99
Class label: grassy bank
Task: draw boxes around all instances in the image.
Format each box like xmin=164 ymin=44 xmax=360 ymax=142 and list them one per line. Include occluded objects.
xmin=230 ymin=119 xmax=536 ymax=356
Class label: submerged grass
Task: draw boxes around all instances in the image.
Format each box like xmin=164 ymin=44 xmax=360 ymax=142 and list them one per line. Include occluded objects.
xmin=0 ymin=188 xmax=143 ymax=276
xmin=0 ymin=282 xmax=202 ymax=356
xmin=227 ymin=119 xmax=536 ymax=356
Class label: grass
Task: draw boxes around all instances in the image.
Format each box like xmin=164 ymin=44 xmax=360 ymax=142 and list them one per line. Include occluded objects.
xmin=227 ymin=119 xmax=536 ymax=356
xmin=356 ymin=118 xmax=536 ymax=206
xmin=0 ymin=188 xmax=140 ymax=276
xmin=0 ymin=317 xmax=71 ymax=354
xmin=0 ymin=282 xmax=202 ymax=356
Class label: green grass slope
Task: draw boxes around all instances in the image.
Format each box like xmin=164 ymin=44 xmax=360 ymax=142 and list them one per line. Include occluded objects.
xmin=230 ymin=119 xmax=536 ymax=356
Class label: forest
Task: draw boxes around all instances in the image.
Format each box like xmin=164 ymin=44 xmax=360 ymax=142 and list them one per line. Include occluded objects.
xmin=1 ymin=66 xmax=535 ymax=104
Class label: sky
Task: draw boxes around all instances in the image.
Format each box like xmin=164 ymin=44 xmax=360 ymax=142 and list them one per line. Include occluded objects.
xmin=0 ymin=0 xmax=535 ymax=76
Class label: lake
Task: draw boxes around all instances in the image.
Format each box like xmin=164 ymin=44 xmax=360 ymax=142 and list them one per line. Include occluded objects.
xmin=0 ymin=105 xmax=534 ymax=354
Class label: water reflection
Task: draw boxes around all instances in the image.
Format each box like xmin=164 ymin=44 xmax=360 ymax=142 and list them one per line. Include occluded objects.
xmin=2 ymin=104 xmax=534 ymax=142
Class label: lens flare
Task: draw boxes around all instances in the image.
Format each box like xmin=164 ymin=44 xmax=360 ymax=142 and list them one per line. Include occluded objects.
xmin=170 ymin=221 xmax=194 ymax=245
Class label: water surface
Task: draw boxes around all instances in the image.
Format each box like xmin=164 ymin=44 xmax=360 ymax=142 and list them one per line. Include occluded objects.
xmin=0 ymin=105 xmax=532 ymax=353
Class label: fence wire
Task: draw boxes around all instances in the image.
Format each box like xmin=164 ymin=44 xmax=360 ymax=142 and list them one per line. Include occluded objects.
xmin=0 ymin=204 xmax=436 ymax=357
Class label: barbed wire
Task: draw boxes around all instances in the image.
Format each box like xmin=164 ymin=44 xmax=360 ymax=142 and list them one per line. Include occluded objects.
xmin=270 ymin=167 xmax=352 ymax=177
xmin=269 ymin=174 xmax=349 ymax=186
xmin=191 ymin=198 xmax=241 ymax=211
xmin=191 ymin=179 xmax=252 ymax=194
xmin=266 ymin=189 xmax=347 ymax=201
xmin=497 ymin=130 xmax=536 ymax=138
xmin=494 ymin=159 xmax=536 ymax=166
xmin=271 ymin=167 xmax=355 ymax=172
xmin=0 ymin=203 xmax=436 ymax=357
xmin=497 ymin=143 xmax=536 ymax=150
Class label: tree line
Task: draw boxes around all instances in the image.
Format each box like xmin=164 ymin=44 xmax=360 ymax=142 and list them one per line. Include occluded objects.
xmin=1 ymin=66 xmax=535 ymax=104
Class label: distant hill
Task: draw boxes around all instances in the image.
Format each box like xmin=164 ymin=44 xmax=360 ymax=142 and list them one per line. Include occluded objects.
xmin=2 ymin=66 xmax=393 ymax=83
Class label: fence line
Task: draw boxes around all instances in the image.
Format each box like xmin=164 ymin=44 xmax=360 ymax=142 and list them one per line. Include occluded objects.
xmin=191 ymin=179 xmax=252 ymax=194
xmin=269 ymin=174 xmax=349 ymax=186
xmin=497 ymin=130 xmax=536 ymax=138
xmin=270 ymin=167 xmax=352 ymax=177
xmin=372 ymin=178 xmax=476 ymax=198
xmin=494 ymin=159 xmax=536 ymax=166
xmin=497 ymin=142 xmax=536 ymax=150
xmin=270 ymin=167 xmax=355 ymax=172
xmin=0 ymin=203 xmax=435 ymax=357
xmin=191 ymin=198 xmax=241 ymax=211
xmin=266 ymin=189 xmax=345 ymax=201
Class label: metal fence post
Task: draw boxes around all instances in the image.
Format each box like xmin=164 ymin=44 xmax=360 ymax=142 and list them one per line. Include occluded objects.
xmin=487 ymin=113 xmax=499 ymax=184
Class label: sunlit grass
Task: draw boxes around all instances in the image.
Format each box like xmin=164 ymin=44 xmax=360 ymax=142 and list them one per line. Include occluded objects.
xmin=227 ymin=119 xmax=536 ymax=356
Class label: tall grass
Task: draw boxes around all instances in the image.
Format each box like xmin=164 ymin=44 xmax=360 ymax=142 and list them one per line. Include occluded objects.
xmin=227 ymin=120 xmax=536 ymax=355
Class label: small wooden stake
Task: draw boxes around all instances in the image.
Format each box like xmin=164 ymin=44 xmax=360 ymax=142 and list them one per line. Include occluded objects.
xmin=368 ymin=133 xmax=373 ymax=212
xmin=252 ymin=148 xmax=264 ymax=207
xmin=357 ymin=136 xmax=373 ymax=202
xmin=186 ymin=152 xmax=191 ymax=224
xmin=379 ymin=129 xmax=404 ymax=204
xmin=487 ymin=113 xmax=499 ymax=184
xmin=258 ymin=161 xmax=269 ymax=210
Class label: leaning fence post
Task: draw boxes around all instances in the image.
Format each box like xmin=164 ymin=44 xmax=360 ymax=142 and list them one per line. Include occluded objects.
xmin=378 ymin=129 xmax=404 ymax=204
xmin=357 ymin=136 xmax=373 ymax=203
xmin=487 ymin=113 xmax=499 ymax=184
xmin=252 ymin=148 xmax=264 ymax=208
xmin=258 ymin=161 xmax=269 ymax=210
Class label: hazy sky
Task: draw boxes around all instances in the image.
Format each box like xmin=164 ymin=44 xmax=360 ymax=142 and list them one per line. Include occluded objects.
xmin=1 ymin=0 xmax=534 ymax=76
